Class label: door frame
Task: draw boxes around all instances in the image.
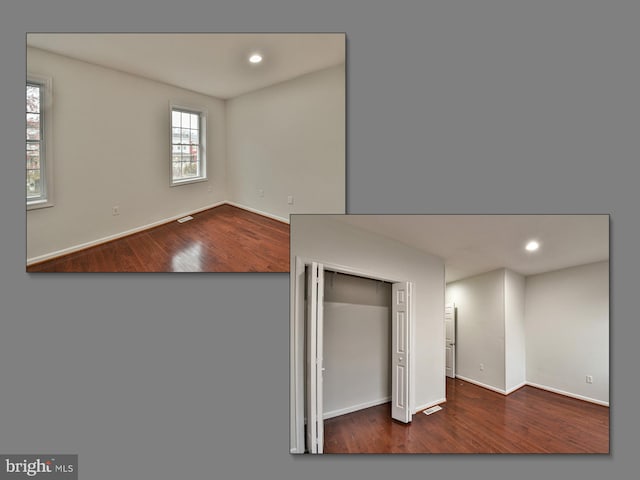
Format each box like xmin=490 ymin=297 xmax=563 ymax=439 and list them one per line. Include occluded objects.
xmin=291 ymin=256 xmax=415 ymax=453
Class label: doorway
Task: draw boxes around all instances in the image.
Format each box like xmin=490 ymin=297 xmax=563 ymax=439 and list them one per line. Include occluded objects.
xmin=445 ymin=303 xmax=456 ymax=378
xmin=293 ymin=257 xmax=414 ymax=454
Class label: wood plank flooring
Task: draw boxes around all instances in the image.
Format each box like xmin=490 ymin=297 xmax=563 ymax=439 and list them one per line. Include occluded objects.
xmin=323 ymin=378 xmax=609 ymax=453
xmin=27 ymin=204 xmax=290 ymax=272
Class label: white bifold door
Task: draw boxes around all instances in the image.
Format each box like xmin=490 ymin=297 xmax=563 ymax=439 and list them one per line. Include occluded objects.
xmin=306 ymin=262 xmax=324 ymax=454
xmin=391 ymin=282 xmax=411 ymax=423
xmin=305 ymin=263 xmax=412 ymax=453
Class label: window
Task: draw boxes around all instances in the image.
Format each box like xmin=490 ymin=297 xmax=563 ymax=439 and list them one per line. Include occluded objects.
xmin=170 ymin=105 xmax=207 ymax=186
xmin=26 ymin=75 xmax=53 ymax=209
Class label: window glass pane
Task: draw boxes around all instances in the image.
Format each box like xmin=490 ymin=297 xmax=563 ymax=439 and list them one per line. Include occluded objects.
xmin=190 ymin=146 xmax=200 ymax=163
xmin=26 ymin=144 xmax=40 ymax=170
xmin=26 ymin=168 xmax=41 ymax=198
xmin=180 ymin=128 xmax=190 ymax=144
xmin=190 ymin=113 xmax=199 ymax=130
xmin=27 ymin=85 xmax=40 ymax=113
xmin=183 ymin=162 xmax=197 ymax=178
xmin=173 ymin=163 xmax=183 ymax=180
xmin=190 ymin=129 xmax=199 ymax=144
xmin=172 ymin=110 xmax=181 ymax=128
xmin=26 ymin=113 xmax=40 ymax=140
xmin=181 ymin=112 xmax=190 ymax=128
xmin=172 ymin=128 xmax=181 ymax=145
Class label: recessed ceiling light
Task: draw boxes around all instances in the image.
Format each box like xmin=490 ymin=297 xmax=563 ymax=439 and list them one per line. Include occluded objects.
xmin=525 ymin=240 xmax=540 ymax=252
xmin=249 ymin=53 xmax=263 ymax=64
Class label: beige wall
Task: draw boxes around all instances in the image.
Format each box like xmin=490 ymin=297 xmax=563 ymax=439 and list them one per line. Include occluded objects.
xmin=504 ymin=269 xmax=526 ymax=392
xmin=226 ymin=65 xmax=345 ymax=220
xmin=448 ymin=262 xmax=608 ymax=404
xmin=525 ymin=261 xmax=609 ymax=404
xmin=446 ymin=269 xmax=507 ymax=391
xmin=27 ymin=47 xmax=227 ymax=261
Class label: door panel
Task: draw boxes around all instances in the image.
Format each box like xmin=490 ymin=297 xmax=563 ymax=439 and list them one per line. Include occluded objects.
xmin=391 ymin=282 xmax=411 ymax=423
xmin=305 ymin=262 xmax=324 ymax=453
xmin=445 ymin=303 xmax=456 ymax=378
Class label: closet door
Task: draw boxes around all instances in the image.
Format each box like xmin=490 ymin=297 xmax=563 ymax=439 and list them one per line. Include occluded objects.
xmin=391 ymin=282 xmax=411 ymax=423
xmin=306 ymin=262 xmax=325 ymax=453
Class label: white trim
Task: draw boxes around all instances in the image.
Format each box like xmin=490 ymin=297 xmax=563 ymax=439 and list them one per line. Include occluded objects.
xmin=26 ymin=201 xmax=225 ymax=265
xmin=26 ymin=73 xmax=54 ymax=210
xmin=324 ymin=396 xmax=391 ymax=420
xmin=295 ymin=256 xmax=402 ymax=284
xmin=226 ymin=201 xmax=289 ymax=224
xmin=453 ymin=375 xmax=610 ymax=407
xmin=505 ymin=381 xmax=527 ymax=395
xmin=414 ymin=397 xmax=446 ymax=414
xmin=525 ymin=382 xmax=609 ymax=407
xmin=455 ymin=375 xmax=507 ymax=395
xmin=290 ymin=447 xmax=301 ymax=454
xmin=169 ymin=102 xmax=208 ymax=187
xmin=291 ymin=256 xmax=305 ymax=454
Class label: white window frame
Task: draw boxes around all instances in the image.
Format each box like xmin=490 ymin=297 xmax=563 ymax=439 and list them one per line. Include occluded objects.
xmin=26 ymin=73 xmax=54 ymax=210
xmin=169 ymin=102 xmax=208 ymax=187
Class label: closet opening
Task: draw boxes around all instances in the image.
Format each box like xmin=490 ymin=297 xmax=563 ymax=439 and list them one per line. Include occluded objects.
xmin=293 ymin=258 xmax=413 ymax=454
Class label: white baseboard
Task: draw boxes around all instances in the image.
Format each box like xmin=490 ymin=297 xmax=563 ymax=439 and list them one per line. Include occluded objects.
xmin=323 ymin=396 xmax=391 ymax=420
xmin=454 ymin=375 xmax=609 ymax=407
xmin=26 ymin=201 xmax=226 ymax=265
xmin=414 ymin=397 xmax=446 ymax=414
xmin=455 ymin=375 xmax=507 ymax=395
xmin=225 ymin=201 xmax=290 ymax=224
xmin=525 ymin=381 xmax=609 ymax=407
xmin=505 ymin=381 xmax=527 ymax=395
xmin=26 ymin=200 xmax=293 ymax=266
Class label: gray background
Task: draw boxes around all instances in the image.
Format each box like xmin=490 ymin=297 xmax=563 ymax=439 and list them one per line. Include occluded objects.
xmin=1 ymin=0 xmax=636 ymax=479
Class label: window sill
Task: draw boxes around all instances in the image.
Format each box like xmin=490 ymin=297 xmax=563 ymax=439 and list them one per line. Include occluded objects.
xmin=170 ymin=177 xmax=208 ymax=187
xmin=27 ymin=199 xmax=54 ymax=211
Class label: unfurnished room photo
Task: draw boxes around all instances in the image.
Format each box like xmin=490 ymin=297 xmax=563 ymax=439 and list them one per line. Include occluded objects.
xmin=290 ymin=214 xmax=609 ymax=454
xmin=25 ymin=33 xmax=345 ymax=272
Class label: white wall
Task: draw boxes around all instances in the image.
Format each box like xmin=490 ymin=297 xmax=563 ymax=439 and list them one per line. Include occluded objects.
xmin=323 ymin=303 xmax=391 ymax=418
xmin=504 ymin=269 xmax=526 ymax=392
xmin=525 ymin=261 xmax=609 ymax=404
xmin=446 ymin=269 xmax=506 ymax=392
xmin=27 ymin=47 xmax=227 ymax=261
xmin=290 ymin=215 xmax=445 ymax=452
xmin=322 ymin=274 xmax=391 ymax=418
xmin=226 ymin=65 xmax=345 ymax=220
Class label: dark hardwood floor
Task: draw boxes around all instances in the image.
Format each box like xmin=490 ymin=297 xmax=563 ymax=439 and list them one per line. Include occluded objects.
xmin=27 ymin=204 xmax=290 ymax=272
xmin=323 ymin=378 xmax=609 ymax=454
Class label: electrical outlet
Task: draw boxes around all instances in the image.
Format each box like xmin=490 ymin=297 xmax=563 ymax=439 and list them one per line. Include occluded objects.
xmin=112 ymin=206 xmax=120 ymax=216
xmin=258 ymin=189 xmax=264 ymax=197
xmin=287 ymin=195 xmax=294 ymax=205
xmin=586 ymin=375 xmax=593 ymax=384
xmin=479 ymin=363 xmax=484 ymax=371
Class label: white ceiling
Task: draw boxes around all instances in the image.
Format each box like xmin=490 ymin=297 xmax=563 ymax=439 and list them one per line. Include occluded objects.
xmin=331 ymin=215 xmax=609 ymax=282
xmin=27 ymin=33 xmax=345 ymax=99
